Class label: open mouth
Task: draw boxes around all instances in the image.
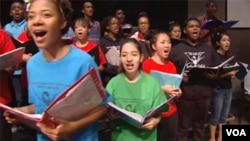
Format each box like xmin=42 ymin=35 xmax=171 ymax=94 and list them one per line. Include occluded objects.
xmin=34 ymin=31 xmax=46 ymax=37
xmin=33 ymin=30 xmax=47 ymax=42
xmin=14 ymin=13 xmax=21 ymax=19
xmin=163 ymin=49 xmax=169 ymax=53
xmin=77 ymin=32 xmax=83 ymax=36
xmin=14 ymin=13 xmax=20 ymax=16
xmin=76 ymin=32 xmax=85 ymax=39
xmin=126 ymin=63 xmax=134 ymax=70
xmin=126 ymin=63 xmax=134 ymax=67
xmin=192 ymin=32 xmax=199 ymax=37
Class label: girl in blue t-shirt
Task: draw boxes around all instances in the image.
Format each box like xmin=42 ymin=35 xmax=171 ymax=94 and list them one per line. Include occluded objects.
xmin=4 ymin=0 xmax=107 ymax=141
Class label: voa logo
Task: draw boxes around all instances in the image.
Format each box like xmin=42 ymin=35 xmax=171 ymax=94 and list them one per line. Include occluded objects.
xmin=226 ymin=129 xmax=247 ymax=136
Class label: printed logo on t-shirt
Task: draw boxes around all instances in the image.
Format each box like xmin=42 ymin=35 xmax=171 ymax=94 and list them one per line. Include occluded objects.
xmin=42 ymin=91 xmax=51 ymax=105
xmin=184 ymin=52 xmax=206 ymax=70
xmin=120 ymin=99 xmax=144 ymax=113
xmin=107 ymin=46 xmax=120 ymax=52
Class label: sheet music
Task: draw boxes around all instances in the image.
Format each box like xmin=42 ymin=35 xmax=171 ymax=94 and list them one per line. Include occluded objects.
xmin=105 ymin=46 xmax=120 ymax=66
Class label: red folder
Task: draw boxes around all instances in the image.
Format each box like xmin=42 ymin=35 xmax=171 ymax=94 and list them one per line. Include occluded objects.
xmin=0 ymin=68 xmax=106 ymax=129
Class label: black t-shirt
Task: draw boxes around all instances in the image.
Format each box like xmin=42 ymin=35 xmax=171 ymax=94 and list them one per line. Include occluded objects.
xmin=99 ymin=35 xmax=125 ymax=86
xmin=216 ymin=53 xmax=233 ymax=89
xmin=169 ymin=40 xmax=221 ymax=98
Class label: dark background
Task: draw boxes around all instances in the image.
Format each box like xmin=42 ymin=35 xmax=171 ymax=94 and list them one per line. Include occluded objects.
xmin=0 ymin=0 xmax=188 ymax=31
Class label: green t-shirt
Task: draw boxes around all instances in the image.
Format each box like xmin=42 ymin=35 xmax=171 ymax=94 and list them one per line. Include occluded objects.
xmin=106 ymin=72 xmax=167 ymax=141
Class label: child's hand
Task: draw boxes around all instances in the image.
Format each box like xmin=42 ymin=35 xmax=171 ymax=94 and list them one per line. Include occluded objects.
xmin=140 ymin=117 xmax=161 ymax=130
xmin=182 ymin=73 xmax=189 ymax=82
xmin=4 ymin=105 xmax=35 ymax=124
xmin=228 ymin=70 xmax=239 ymax=78
xmin=37 ymin=117 xmax=75 ymax=141
xmin=4 ymin=110 xmax=21 ymax=124
xmin=162 ymin=85 xmax=182 ymax=97
xmin=22 ymin=53 xmax=32 ymax=62
xmin=172 ymin=88 xmax=182 ymax=97
xmin=204 ymin=70 xmax=218 ymax=79
xmin=221 ymin=70 xmax=239 ymax=79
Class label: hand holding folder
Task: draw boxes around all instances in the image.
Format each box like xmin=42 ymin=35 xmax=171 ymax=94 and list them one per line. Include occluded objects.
xmin=0 ymin=68 xmax=106 ymax=130
xmin=107 ymin=96 xmax=176 ymax=128
xmin=150 ymin=70 xmax=183 ymax=88
xmin=188 ymin=56 xmax=235 ymax=78
xmin=149 ymin=61 xmax=186 ymax=88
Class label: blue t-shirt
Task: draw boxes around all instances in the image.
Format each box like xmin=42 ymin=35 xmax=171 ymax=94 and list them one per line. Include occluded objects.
xmin=4 ymin=19 xmax=26 ymax=39
xmin=27 ymin=46 xmax=99 ymax=141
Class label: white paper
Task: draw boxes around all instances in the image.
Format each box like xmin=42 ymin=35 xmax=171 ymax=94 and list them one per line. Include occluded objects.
xmin=105 ymin=46 xmax=120 ymax=66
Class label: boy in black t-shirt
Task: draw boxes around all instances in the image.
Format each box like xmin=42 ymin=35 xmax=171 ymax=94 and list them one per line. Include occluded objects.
xmin=169 ymin=17 xmax=220 ymax=141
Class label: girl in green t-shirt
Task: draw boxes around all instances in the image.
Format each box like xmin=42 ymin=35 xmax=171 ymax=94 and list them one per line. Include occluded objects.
xmin=106 ymin=38 xmax=167 ymax=141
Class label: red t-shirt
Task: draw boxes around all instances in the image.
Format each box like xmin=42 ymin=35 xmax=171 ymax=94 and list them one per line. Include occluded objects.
xmin=17 ymin=31 xmax=30 ymax=43
xmin=73 ymin=41 xmax=106 ymax=66
xmin=142 ymin=57 xmax=178 ymax=118
xmin=137 ymin=32 xmax=145 ymax=41
xmin=0 ymin=29 xmax=16 ymax=104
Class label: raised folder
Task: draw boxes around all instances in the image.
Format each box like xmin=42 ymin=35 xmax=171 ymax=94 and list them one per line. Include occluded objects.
xmin=107 ymin=96 xmax=175 ymax=128
xmin=201 ymin=19 xmax=239 ymax=30
xmin=150 ymin=70 xmax=183 ymax=88
xmin=0 ymin=47 xmax=25 ymax=70
xmin=234 ymin=62 xmax=248 ymax=81
xmin=149 ymin=60 xmax=186 ymax=88
xmin=188 ymin=56 xmax=235 ymax=76
xmin=0 ymin=68 xmax=106 ymax=129
xmin=222 ymin=62 xmax=240 ymax=73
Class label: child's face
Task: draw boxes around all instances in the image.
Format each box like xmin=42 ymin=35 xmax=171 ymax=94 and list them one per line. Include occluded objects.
xmin=152 ymin=33 xmax=172 ymax=60
xmin=184 ymin=20 xmax=201 ymax=42
xmin=82 ymin=2 xmax=94 ymax=17
xmin=74 ymin=21 xmax=89 ymax=40
xmin=27 ymin=0 xmax=66 ymax=49
xmin=115 ymin=9 xmax=125 ymax=24
xmin=107 ymin=18 xmax=120 ymax=35
xmin=120 ymin=42 xmax=143 ymax=74
xmin=206 ymin=2 xmax=217 ymax=16
xmin=10 ymin=2 xmax=25 ymax=22
xmin=170 ymin=26 xmax=181 ymax=39
xmin=218 ymin=34 xmax=230 ymax=52
xmin=138 ymin=17 xmax=149 ymax=34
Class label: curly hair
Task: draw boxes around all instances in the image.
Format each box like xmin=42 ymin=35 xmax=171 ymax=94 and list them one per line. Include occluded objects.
xmin=100 ymin=15 xmax=120 ymax=36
